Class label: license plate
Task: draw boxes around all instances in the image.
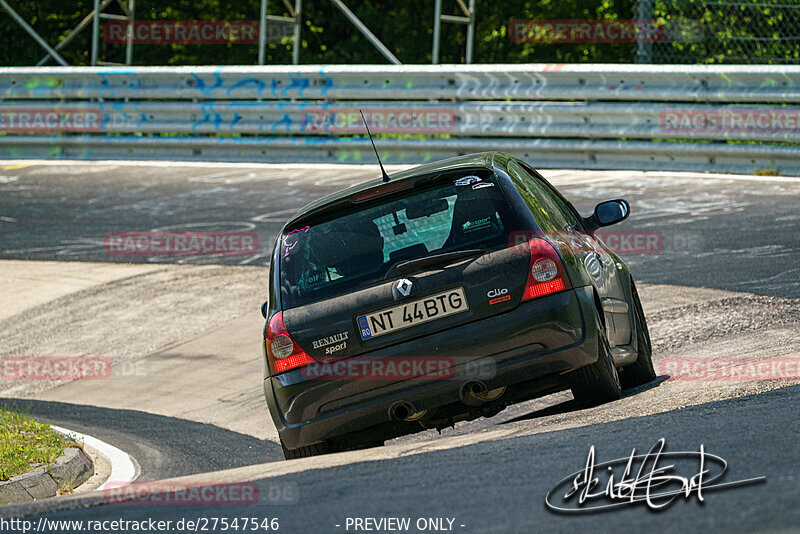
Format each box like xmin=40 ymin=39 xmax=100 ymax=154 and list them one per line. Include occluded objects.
xmin=357 ymin=287 xmax=469 ymax=340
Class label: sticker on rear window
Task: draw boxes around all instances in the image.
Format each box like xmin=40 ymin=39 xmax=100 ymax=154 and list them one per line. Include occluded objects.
xmin=454 ymin=176 xmax=481 ymax=186
xmin=304 ymin=271 xmax=326 ymax=286
xmin=472 ymin=182 xmax=494 ymax=190
xmin=283 ymin=226 xmax=309 ymax=257
xmin=462 ymin=216 xmax=492 ymax=233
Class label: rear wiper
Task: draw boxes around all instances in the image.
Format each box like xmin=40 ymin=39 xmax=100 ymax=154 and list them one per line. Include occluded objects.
xmin=389 ymin=248 xmax=485 ymax=277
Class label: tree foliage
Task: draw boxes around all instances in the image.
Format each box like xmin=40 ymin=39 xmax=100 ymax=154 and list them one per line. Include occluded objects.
xmin=0 ymin=0 xmax=795 ymax=65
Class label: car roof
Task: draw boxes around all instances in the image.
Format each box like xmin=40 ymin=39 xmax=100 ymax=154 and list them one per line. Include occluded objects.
xmin=285 ymin=152 xmax=507 ymax=226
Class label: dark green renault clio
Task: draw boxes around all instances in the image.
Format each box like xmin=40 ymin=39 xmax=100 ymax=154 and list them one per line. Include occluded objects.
xmin=262 ymin=152 xmax=655 ymax=459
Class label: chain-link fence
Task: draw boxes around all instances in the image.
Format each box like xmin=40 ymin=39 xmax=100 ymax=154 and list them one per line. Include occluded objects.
xmin=2 ymin=0 xmax=800 ymax=66
xmin=635 ymin=0 xmax=800 ymax=63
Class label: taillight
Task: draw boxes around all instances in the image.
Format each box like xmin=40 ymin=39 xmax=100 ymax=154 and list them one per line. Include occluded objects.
xmin=266 ymin=311 xmax=315 ymax=374
xmin=522 ymin=238 xmax=571 ymax=301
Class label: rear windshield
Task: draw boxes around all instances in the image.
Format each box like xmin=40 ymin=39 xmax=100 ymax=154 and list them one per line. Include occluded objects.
xmin=279 ymin=171 xmax=521 ymax=308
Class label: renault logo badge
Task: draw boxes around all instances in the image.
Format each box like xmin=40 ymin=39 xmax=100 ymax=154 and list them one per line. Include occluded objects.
xmin=394 ymin=278 xmax=413 ymax=298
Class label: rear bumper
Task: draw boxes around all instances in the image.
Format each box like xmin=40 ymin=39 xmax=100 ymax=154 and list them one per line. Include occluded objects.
xmin=264 ymin=285 xmax=600 ymax=450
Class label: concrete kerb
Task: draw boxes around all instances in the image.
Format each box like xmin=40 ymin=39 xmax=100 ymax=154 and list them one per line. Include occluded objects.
xmin=0 ymin=445 xmax=93 ymax=506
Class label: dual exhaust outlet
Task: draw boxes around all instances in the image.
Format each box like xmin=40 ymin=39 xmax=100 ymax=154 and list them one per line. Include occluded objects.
xmin=389 ymin=381 xmax=496 ymax=421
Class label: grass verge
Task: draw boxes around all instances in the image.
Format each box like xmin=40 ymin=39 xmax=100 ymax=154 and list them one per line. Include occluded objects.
xmin=0 ymin=407 xmax=67 ymax=481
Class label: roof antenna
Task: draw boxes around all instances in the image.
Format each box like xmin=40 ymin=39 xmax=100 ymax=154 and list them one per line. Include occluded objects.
xmin=360 ymin=109 xmax=390 ymax=183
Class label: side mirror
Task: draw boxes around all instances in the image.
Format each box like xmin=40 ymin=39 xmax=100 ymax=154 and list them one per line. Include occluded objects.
xmin=261 ymin=301 xmax=269 ymax=319
xmin=589 ymin=199 xmax=630 ymax=229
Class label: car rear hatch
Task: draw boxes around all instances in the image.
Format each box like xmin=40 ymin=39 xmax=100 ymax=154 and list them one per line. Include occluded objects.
xmin=277 ymin=168 xmax=531 ymax=377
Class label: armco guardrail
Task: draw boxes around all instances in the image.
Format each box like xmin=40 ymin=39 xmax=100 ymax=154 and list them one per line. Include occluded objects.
xmin=3 ymin=64 xmax=800 ymax=101
xmin=3 ymin=100 xmax=800 ymax=142
xmin=1 ymin=64 xmax=799 ymax=173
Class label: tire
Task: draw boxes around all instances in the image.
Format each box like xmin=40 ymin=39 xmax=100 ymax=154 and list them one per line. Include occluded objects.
xmin=620 ymin=280 xmax=657 ymax=389
xmin=280 ymin=438 xmax=331 ymax=460
xmin=280 ymin=435 xmax=383 ymax=460
xmin=569 ymin=315 xmax=622 ymax=407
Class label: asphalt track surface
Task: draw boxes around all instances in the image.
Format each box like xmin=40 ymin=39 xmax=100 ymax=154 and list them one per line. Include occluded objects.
xmin=1 ymin=162 xmax=799 ymax=297
xmin=0 ymin=161 xmax=799 ymax=533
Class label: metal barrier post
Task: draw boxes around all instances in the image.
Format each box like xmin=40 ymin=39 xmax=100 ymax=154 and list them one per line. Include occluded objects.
xmin=432 ymin=0 xmax=442 ymax=64
xmin=91 ymin=0 xmax=100 ymax=65
xmin=637 ymin=0 xmax=653 ymax=64
xmin=292 ymin=0 xmax=302 ymax=64
xmin=125 ymin=0 xmax=135 ymax=65
xmin=466 ymin=0 xmax=475 ymax=63
xmin=259 ymin=0 xmax=268 ymax=65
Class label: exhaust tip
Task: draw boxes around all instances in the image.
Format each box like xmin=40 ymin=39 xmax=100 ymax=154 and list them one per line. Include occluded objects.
xmin=470 ymin=381 xmax=487 ymax=395
xmin=460 ymin=380 xmax=487 ymax=399
xmin=389 ymin=401 xmax=415 ymax=421
xmin=460 ymin=380 xmax=496 ymax=406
